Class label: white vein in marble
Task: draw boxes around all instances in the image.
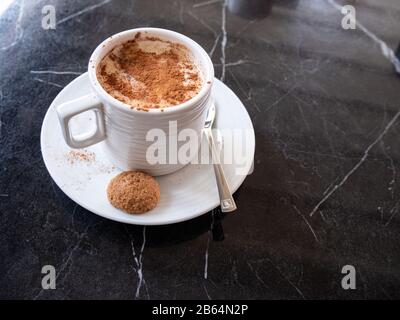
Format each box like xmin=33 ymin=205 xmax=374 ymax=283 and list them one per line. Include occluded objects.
xmin=57 ymin=0 xmax=112 ymax=26
xmin=203 ymin=283 xmax=211 ymax=299
xmin=209 ymin=34 xmax=221 ymax=58
xmin=219 ymin=0 xmax=227 ymax=81
xmin=193 ymin=0 xmax=222 ymax=9
xmin=380 ymin=141 xmax=396 ymax=199
xmin=310 ymin=108 xmax=400 ymax=217
xmin=126 ymin=226 xmax=148 ymax=299
xmin=204 ymin=211 xmax=216 ymax=280
xmin=385 ymin=202 xmax=399 ymax=227
xmin=293 ymin=205 xmax=319 ymax=243
xmin=0 ymin=0 xmax=24 ymax=51
xmin=204 ymin=234 xmax=210 ymax=280
xmin=30 ymin=70 xmax=83 ymax=75
xmin=33 ymin=222 xmax=95 ymax=300
xmin=187 ymin=10 xmax=220 ymax=58
xmin=327 ymin=0 xmax=400 ymax=73
xmin=33 ymin=77 xmax=64 ymax=88
xmin=267 ymin=257 xmax=305 ymax=299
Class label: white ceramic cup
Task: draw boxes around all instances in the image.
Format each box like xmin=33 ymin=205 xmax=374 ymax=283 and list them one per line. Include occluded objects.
xmin=56 ymin=28 xmax=214 ymax=176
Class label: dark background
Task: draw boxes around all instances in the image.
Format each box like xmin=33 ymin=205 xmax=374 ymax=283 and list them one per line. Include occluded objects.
xmin=1 ymin=0 xmax=400 ymax=299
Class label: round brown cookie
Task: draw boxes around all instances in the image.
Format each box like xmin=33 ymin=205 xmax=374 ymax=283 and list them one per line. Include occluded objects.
xmin=107 ymin=171 xmax=160 ymax=214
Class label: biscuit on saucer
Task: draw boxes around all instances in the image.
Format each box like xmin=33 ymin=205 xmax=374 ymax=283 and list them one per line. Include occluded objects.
xmin=107 ymin=171 xmax=160 ymax=214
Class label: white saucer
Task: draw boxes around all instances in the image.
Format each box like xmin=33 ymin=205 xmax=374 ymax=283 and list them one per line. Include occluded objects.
xmin=41 ymin=73 xmax=255 ymax=225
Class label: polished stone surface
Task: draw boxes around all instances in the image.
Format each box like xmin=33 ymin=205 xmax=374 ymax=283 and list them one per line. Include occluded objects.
xmin=1 ymin=0 xmax=400 ymax=299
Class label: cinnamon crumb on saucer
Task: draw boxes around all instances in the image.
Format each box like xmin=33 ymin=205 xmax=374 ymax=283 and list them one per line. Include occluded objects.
xmin=66 ymin=150 xmax=95 ymax=164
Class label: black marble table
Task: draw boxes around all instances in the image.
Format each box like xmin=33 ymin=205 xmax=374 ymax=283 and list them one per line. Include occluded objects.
xmin=1 ymin=0 xmax=400 ymax=300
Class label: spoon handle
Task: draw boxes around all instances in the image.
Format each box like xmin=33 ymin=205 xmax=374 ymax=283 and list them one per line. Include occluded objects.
xmin=204 ymin=128 xmax=237 ymax=213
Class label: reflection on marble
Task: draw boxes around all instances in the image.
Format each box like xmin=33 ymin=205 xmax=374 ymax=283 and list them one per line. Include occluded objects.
xmin=1 ymin=0 xmax=400 ymax=299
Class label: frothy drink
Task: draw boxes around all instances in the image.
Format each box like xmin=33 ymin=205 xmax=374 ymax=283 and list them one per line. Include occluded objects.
xmin=97 ymin=32 xmax=203 ymax=111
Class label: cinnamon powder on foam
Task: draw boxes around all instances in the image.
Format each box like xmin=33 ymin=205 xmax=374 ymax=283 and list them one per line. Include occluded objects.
xmin=97 ymin=33 xmax=203 ymax=111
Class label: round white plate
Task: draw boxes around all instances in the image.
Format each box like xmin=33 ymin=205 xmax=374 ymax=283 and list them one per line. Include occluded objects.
xmin=41 ymin=73 xmax=255 ymax=225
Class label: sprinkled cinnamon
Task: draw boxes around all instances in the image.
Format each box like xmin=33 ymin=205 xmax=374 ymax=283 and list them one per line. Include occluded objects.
xmin=66 ymin=150 xmax=95 ymax=164
xmin=97 ymin=32 xmax=202 ymax=110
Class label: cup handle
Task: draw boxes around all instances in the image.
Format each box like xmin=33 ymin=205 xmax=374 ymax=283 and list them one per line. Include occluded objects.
xmin=56 ymin=93 xmax=106 ymax=148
